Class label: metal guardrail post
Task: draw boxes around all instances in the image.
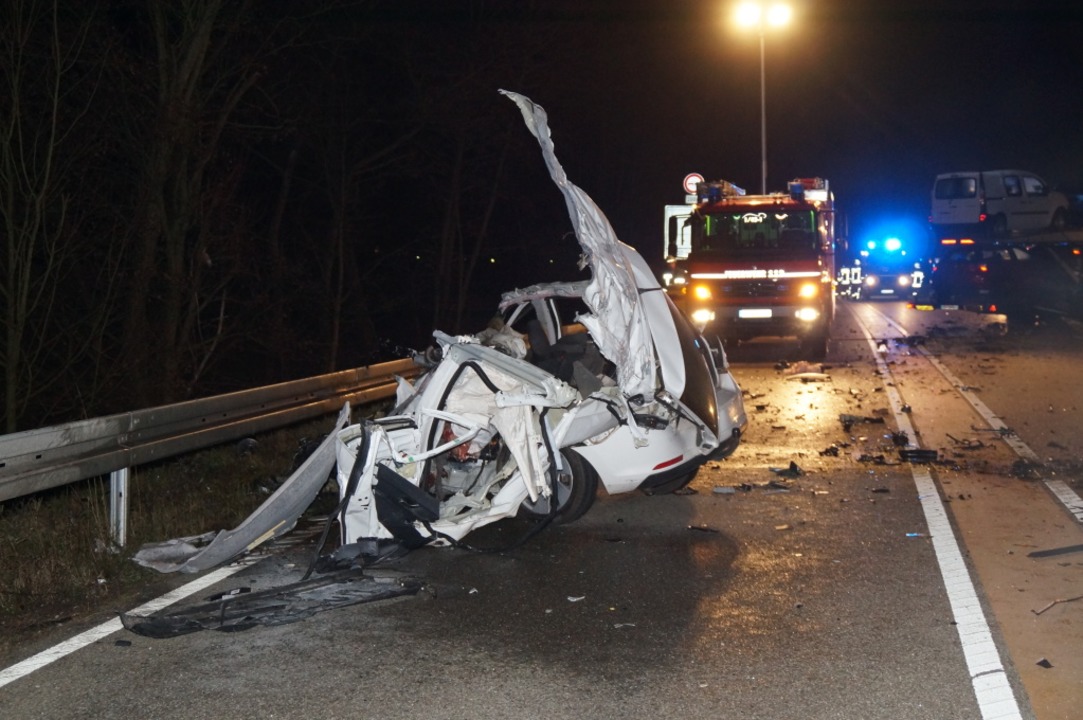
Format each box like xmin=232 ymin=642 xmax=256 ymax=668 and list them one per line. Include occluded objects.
xmin=110 ymin=467 xmax=129 ymax=547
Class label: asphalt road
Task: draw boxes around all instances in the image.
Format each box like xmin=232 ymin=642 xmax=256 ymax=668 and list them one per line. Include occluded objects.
xmin=2 ymin=301 xmax=1080 ymax=719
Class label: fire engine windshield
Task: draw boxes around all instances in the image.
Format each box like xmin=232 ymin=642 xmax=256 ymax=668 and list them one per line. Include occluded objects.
xmin=689 ymin=209 xmax=820 ymax=260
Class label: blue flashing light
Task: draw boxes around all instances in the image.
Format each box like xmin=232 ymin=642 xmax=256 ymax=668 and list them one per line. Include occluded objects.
xmin=885 ymin=237 xmax=902 ymax=252
xmin=866 ymin=240 xmax=877 ymax=251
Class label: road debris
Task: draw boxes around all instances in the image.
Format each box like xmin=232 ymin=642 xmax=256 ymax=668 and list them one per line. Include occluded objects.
xmin=946 ymin=434 xmax=986 ymax=450
xmin=1027 ymin=544 xmax=1083 ymax=559
xmin=899 ymin=448 xmax=939 ymax=463
xmin=770 ymin=461 xmax=804 ymax=478
xmin=1032 ymin=594 xmax=1083 ymax=616
xmin=121 ymin=568 xmax=424 ymax=638
xmin=839 ymin=413 xmax=886 ymax=432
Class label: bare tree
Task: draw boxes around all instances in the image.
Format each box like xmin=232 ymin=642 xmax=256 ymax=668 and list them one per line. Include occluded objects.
xmin=0 ymin=0 xmax=114 ymax=432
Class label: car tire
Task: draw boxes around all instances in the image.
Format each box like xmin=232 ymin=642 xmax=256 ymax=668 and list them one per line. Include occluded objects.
xmin=1051 ymin=208 xmax=1067 ymax=230
xmin=990 ymin=214 xmax=1009 ymax=238
xmin=518 ymin=448 xmax=598 ymax=524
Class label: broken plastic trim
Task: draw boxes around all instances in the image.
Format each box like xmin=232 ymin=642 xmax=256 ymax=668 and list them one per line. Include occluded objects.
xmin=121 ymin=568 xmax=423 ymax=638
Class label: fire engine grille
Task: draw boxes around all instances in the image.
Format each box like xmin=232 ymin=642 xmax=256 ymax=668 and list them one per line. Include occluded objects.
xmin=720 ymin=280 xmax=792 ymax=298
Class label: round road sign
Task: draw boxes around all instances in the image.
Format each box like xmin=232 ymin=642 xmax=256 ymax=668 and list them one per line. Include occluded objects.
xmin=683 ymin=173 xmax=704 ymax=195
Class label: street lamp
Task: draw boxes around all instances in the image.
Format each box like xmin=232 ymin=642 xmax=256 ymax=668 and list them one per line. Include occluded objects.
xmin=734 ymin=2 xmax=792 ymax=194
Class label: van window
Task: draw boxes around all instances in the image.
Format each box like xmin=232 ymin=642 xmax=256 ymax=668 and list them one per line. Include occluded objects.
xmin=1003 ymin=175 xmax=1022 ymax=197
xmin=934 ymin=177 xmax=977 ymax=200
xmin=1022 ymin=175 xmax=1046 ymax=196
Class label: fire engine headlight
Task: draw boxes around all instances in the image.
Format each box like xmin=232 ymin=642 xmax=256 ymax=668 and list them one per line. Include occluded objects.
xmin=797 ymin=282 xmax=818 ymax=299
xmin=795 ymin=308 xmax=820 ymax=322
xmin=692 ymin=284 xmax=712 ymax=300
xmin=672 ymin=275 xmax=688 ymax=286
xmin=691 ymin=309 xmax=715 ymax=327
xmin=897 ymin=274 xmax=911 ymax=287
xmin=864 ymin=275 xmax=879 ymax=287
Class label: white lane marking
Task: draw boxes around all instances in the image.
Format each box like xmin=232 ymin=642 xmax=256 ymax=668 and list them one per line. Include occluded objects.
xmin=0 ymin=557 xmax=259 ymax=689
xmin=854 ymin=308 xmax=1025 ymax=720
xmin=863 ymin=304 xmax=1083 ymax=524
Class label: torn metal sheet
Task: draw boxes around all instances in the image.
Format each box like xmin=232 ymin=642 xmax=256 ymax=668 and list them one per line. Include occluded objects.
xmin=501 ymin=90 xmax=658 ymax=402
xmin=133 ymin=404 xmax=351 ymax=573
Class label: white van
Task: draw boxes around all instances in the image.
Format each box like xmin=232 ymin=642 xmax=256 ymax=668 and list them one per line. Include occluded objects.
xmin=930 ymin=170 xmax=1069 ymax=239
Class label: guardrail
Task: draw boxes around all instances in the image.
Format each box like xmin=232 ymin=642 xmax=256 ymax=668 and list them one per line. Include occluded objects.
xmin=0 ymin=357 xmax=422 ymax=544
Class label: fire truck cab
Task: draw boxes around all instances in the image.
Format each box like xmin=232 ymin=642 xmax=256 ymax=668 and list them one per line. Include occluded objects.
xmin=665 ymin=177 xmax=837 ymax=360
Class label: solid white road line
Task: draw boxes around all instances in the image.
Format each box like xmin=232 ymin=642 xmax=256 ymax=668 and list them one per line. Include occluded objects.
xmin=0 ymin=557 xmax=258 ymax=689
xmin=854 ymin=310 xmax=1025 ymax=720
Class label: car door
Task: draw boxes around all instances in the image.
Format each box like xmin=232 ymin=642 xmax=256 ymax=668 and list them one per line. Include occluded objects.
xmin=1000 ymin=174 xmax=1027 ymax=231
xmin=1020 ymin=174 xmax=1052 ymax=230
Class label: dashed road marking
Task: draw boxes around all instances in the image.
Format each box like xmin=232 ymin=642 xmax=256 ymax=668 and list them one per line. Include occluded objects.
xmin=863 ymin=304 xmax=1083 ymax=524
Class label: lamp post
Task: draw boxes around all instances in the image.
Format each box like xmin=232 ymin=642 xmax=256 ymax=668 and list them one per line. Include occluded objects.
xmin=734 ymin=2 xmax=792 ymax=194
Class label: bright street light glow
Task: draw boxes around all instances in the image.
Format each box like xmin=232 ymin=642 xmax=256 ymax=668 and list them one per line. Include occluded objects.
xmin=735 ymin=2 xmax=761 ymax=27
xmin=766 ymin=4 xmax=792 ymax=27
xmin=734 ymin=2 xmax=792 ymax=29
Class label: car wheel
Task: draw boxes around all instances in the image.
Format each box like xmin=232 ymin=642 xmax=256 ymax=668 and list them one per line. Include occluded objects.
xmin=1051 ymin=208 xmax=1067 ymax=230
xmin=990 ymin=214 xmax=1009 ymax=238
xmin=518 ymin=448 xmax=598 ymax=524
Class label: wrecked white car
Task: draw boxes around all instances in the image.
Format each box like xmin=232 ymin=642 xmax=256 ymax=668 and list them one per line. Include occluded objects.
xmin=135 ymin=90 xmax=745 ymax=575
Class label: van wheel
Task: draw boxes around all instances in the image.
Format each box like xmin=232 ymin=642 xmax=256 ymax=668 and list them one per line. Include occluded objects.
xmin=990 ymin=215 xmax=1009 ymax=238
xmin=1051 ymin=208 xmax=1067 ymax=230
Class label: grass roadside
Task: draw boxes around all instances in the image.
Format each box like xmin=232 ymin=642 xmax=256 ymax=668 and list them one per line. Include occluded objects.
xmin=0 ymin=409 xmax=375 ymax=658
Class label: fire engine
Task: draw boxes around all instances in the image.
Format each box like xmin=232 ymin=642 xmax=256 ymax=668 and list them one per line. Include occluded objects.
xmin=664 ymin=176 xmax=837 ymax=359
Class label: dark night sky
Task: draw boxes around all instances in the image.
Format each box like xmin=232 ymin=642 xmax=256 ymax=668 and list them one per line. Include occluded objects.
xmin=399 ymin=0 xmax=1083 ymax=257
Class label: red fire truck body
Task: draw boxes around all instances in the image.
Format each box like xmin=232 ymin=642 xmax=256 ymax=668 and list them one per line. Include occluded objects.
xmin=665 ymin=177 xmax=837 ymax=359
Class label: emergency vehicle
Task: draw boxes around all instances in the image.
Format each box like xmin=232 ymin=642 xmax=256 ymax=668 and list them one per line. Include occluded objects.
xmin=664 ymin=176 xmax=837 ymax=359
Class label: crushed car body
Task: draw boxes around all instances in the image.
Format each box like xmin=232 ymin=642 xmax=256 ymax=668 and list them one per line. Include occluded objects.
xmin=135 ymin=90 xmax=746 ymax=573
